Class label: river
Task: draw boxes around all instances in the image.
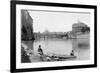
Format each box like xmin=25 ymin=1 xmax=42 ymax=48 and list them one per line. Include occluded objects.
xmin=33 ymin=38 xmax=90 ymax=60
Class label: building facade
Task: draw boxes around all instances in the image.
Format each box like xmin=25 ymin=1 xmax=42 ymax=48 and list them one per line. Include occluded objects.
xmin=72 ymin=22 xmax=89 ymax=35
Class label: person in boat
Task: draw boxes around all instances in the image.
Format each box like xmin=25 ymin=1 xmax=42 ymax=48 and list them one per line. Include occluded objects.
xmin=70 ymin=50 xmax=74 ymax=56
xmin=38 ymin=45 xmax=44 ymax=61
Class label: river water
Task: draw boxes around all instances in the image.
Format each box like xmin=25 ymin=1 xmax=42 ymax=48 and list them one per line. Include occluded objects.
xmin=33 ymin=38 xmax=90 ymax=60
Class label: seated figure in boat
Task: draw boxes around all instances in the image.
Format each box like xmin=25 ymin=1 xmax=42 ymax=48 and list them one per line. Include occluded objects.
xmin=70 ymin=50 xmax=74 ymax=56
xmin=38 ymin=45 xmax=44 ymax=61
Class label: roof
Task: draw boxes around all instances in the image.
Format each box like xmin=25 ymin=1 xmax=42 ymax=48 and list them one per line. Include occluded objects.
xmin=72 ymin=22 xmax=88 ymax=28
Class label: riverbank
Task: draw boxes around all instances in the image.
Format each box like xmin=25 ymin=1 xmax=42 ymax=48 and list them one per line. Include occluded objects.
xmin=21 ymin=33 xmax=90 ymax=62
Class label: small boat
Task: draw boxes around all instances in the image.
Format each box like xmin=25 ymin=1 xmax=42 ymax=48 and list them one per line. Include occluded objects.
xmin=56 ymin=55 xmax=76 ymax=59
xmin=42 ymin=54 xmax=76 ymax=61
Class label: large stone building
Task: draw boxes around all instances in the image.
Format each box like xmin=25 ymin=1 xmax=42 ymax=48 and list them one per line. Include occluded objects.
xmin=72 ymin=21 xmax=90 ymax=35
xmin=21 ymin=10 xmax=34 ymax=40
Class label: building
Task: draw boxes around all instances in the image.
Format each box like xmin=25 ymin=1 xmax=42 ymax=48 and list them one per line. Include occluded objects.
xmin=72 ymin=21 xmax=89 ymax=35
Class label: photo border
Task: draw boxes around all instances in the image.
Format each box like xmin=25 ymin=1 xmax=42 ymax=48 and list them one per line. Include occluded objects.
xmin=10 ymin=1 xmax=97 ymax=72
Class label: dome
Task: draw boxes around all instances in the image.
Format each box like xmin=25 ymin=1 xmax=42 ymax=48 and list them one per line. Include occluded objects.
xmin=72 ymin=22 xmax=88 ymax=28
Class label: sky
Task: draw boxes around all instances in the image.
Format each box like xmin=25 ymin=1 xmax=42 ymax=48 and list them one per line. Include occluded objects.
xmin=29 ymin=10 xmax=90 ymax=33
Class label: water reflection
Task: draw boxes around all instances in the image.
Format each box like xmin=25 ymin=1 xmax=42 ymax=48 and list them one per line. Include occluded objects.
xmin=34 ymin=38 xmax=72 ymax=56
xmin=72 ymin=38 xmax=90 ymax=60
xmin=33 ymin=38 xmax=90 ymax=60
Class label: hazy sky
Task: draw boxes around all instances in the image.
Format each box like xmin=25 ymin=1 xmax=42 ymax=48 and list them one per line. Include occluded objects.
xmin=29 ymin=10 xmax=90 ymax=33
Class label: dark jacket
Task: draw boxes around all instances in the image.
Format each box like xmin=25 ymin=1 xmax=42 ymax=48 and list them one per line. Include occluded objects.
xmin=38 ymin=48 xmax=43 ymax=55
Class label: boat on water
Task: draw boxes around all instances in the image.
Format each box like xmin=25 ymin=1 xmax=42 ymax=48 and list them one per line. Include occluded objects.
xmin=41 ymin=53 xmax=76 ymax=61
xmin=55 ymin=54 xmax=76 ymax=59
